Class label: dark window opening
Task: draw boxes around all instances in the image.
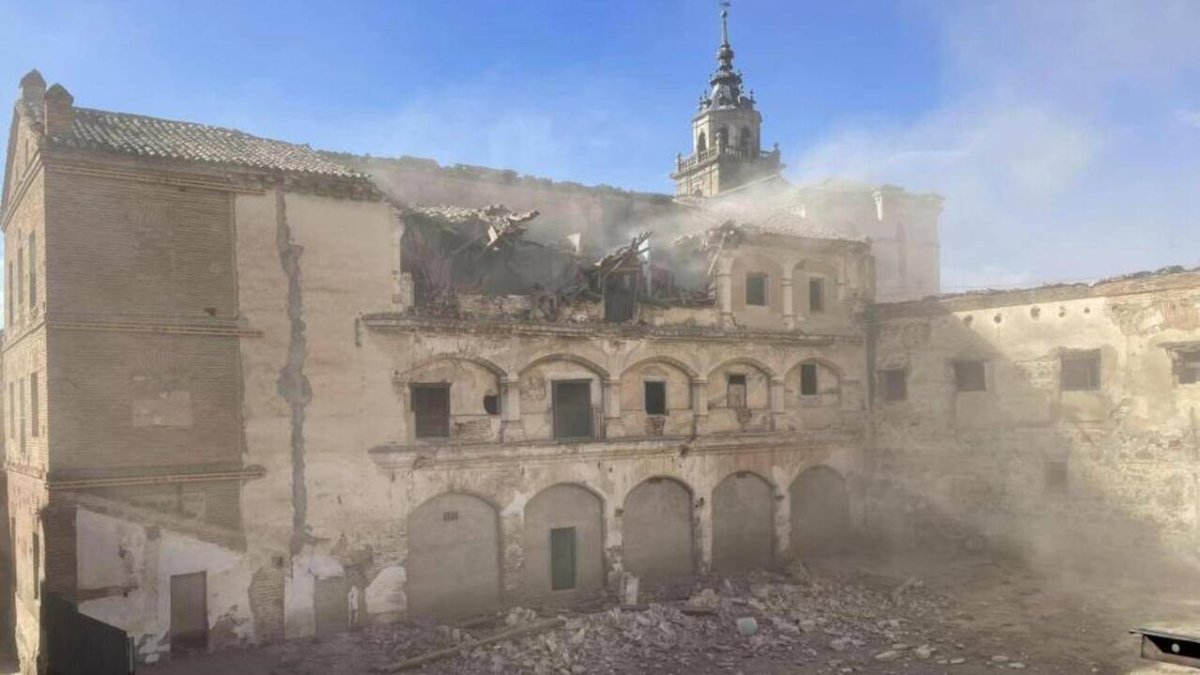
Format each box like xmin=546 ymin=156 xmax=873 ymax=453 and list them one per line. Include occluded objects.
xmin=442 ymin=510 xmax=459 ymax=522
xmin=483 ymin=394 xmax=500 ymax=415
xmin=1045 ymin=460 xmax=1068 ymax=496
xmin=716 ymin=126 xmax=729 ymax=148
xmin=30 ymin=373 xmax=38 ymax=437
xmin=953 ymin=361 xmax=987 ymax=392
xmin=644 ymin=381 xmax=667 ymax=415
xmin=27 ymin=233 xmax=35 ymax=310
xmin=881 ymin=369 xmax=907 ymax=401
xmin=604 ymin=272 xmax=636 ymax=322
xmin=800 ymin=363 xmax=819 ymax=397
xmin=31 ymin=532 xmax=38 ymax=600
xmin=727 ymin=374 xmax=748 ymax=409
xmin=745 ymin=274 xmax=767 ymax=307
xmin=550 ymin=527 xmax=577 ymax=591
xmin=1175 ymin=349 xmax=1200 ymax=385
xmin=739 ymin=126 xmax=752 ymax=153
xmin=696 ymin=131 xmax=707 ymax=153
xmin=809 ymin=277 xmax=826 ymax=313
xmin=1061 ymin=351 xmax=1101 ymax=391
xmin=552 ymin=380 xmax=594 ymax=440
xmin=411 ymin=384 xmax=450 ymax=439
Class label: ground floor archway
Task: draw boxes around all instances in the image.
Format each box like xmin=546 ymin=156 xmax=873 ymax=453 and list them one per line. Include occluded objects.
xmin=522 ymin=484 xmax=605 ymax=600
xmin=789 ymin=466 xmax=850 ymax=557
xmin=712 ymin=471 xmax=774 ymax=572
xmin=623 ymin=477 xmax=694 ymax=580
xmin=406 ymin=493 xmax=501 ymax=619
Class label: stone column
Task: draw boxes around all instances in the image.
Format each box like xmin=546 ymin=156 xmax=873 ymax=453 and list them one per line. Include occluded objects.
xmin=602 ymin=379 xmax=624 ymax=439
xmin=695 ymin=492 xmax=713 ymax=575
xmin=499 ymin=511 xmax=524 ymax=601
xmin=691 ymin=378 xmax=709 ymax=436
xmin=500 ymin=376 xmax=524 ymax=442
xmin=716 ymin=258 xmax=734 ymax=327
xmin=781 ymin=266 xmax=795 ymax=329
xmin=775 ymin=485 xmax=792 ymax=560
xmin=770 ymin=376 xmax=786 ymax=431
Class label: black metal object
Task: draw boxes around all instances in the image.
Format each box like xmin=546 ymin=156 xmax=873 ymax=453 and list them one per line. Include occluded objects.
xmin=1133 ymin=626 xmax=1200 ymax=669
xmin=46 ymin=593 xmax=135 ymax=674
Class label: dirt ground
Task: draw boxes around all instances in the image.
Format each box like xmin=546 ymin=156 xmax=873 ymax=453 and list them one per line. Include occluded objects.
xmin=144 ymin=546 xmax=1199 ymax=675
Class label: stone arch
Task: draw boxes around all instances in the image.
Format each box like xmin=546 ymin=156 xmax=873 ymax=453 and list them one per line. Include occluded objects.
xmin=623 ymin=476 xmax=694 ymax=581
xmin=620 ymin=356 xmax=696 ymax=437
xmin=406 ymin=493 xmax=501 ymax=619
xmin=400 ymin=356 xmax=506 ymax=442
xmin=519 ymin=352 xmax=610 ymax=380
xmin=784 ymin=358 xmax=844 ymax=402
xmin=696 ymin=130 xmax=707 ymax=153
xmin=712 ymin=471 xmax=775 ymax=572
xmin=707 ymin=358 xmax=774 ymax=432
xmin=522 ymin=484 xmax=605 ymax=600
xmin=401 ymin=354 xmax=507 ymax=380
xmin=716 ymin=126 xmax=729 ymax=148
xmin=517 ymin=353 xmax=609 ymax=440
xmin=789 ymin=466 xmax=851 ymax=557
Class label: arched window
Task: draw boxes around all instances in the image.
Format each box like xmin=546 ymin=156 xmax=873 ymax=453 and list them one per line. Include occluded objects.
xmin=696 ymin=131 xmax=707 ymax=153
xmin=716 ymin=127 xmax=729 ymax=149
xmin=740 ymin=127 xmax=753 ymax=154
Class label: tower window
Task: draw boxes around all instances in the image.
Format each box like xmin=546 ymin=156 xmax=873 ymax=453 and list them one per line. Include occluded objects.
xmin=696 ymin=131 xmax=707 ymax=153
xmin=740 ymin=126 xmax=752 ymax=153
xmin=745 ymin=273 xmax=767 ymax=307
xmin=716 ymin=127 xmax=729 ymax=149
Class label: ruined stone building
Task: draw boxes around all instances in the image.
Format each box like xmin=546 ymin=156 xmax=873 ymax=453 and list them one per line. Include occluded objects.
xmin=0 ymin=10 xmax=1197 ymax=674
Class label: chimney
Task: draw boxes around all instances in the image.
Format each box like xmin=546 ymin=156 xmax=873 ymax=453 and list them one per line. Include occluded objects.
xmin=43 ymin=83 xmax=74 ymax=137
xmin=18 ymin=69 xmax=45 ymax=105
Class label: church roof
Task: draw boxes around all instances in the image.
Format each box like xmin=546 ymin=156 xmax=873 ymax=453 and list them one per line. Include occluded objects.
xmin=23 ymin=100 xmax=361 ymax=179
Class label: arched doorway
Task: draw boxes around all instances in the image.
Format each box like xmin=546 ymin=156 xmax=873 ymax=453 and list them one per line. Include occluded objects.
xmin=623 ymin=477 xmax=694 ymax=580
xmin=789 ymin=466 xmax=850 ymax=557
xmin=406 ymin=493 xmax=501 ymax=618
xmin=712 ymin=471 xmax=774 ymax=572
xmin=522 ymin=484 xmax=604 ymax=600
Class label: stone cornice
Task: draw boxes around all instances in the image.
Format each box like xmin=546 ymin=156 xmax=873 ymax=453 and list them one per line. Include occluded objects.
xmin=361 ymin=313 xmax=862 ymax=346
xmin=368 ymin=429 xmax=861 ymax=472
xmin=46 ymin=465 xmax=265 ymax=490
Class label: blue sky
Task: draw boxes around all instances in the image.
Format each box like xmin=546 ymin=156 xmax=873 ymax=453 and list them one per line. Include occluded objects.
xmin=2 ymin=0 xmax=1198 ymax=290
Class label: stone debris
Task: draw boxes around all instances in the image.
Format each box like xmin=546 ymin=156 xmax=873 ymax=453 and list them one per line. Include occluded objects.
xmin=183 ymin=565 xmax=1049 ymax=674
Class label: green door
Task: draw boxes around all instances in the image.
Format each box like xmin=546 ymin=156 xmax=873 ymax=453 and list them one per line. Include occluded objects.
xmin=550 ymin=527 xmax=577 ymax=590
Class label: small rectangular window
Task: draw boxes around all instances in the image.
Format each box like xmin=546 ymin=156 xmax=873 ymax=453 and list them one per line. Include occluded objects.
xmin=411 ymin=384 xmax=450 ymax=439
xmin=30 ymin=373 xmax=38 ymax=437
xmin=550 ymin=527 xmax=577 ymax=591
xmin=644 ymin=381 xmax=667 ymax=415
xmin=1061 ymin=351 xmax=1100 ymax=391
xmin=15 ymin=246 xmax=23 ymax=322
xmin=27 ymin=233 xmax=36 ymax=310
xmin=809 ymin=277 xmax=826 ymax=313
xmin=1045 ymin=459 xmax=1068 ymax=496
xmin=953 ymin=360 xmax=987 ymax=392
xmin=727 ymin=374 xmax=747 ymax=408
xmin=881 ymin=368 xmax=907 ymax=401
xmin=19 ymin=378 xmax=25 ymax=454
xmin=552 ymin=380 xmax=594 ymax=440
xmin=799 ymin=363 xmax=819 ymax=397
xmin=745 ymin=274 xmax=767 ymax=307
xmin=1174 ymin=349 xmax=1200 ymax=385
xmin=31 ymin=532 xmax=39 ymax=600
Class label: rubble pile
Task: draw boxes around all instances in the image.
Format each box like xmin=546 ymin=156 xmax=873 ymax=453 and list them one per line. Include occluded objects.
xmin=411 ymin=569 xmax=1035 ymax=674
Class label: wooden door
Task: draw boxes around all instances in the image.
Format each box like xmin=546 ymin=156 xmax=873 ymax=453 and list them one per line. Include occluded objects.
xmin=170 ymin=572 xmax=208 ymax=654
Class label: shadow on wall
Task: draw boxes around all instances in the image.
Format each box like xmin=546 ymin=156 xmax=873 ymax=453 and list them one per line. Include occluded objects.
xmin=865 ymin=297 xmax=1200 ymax=587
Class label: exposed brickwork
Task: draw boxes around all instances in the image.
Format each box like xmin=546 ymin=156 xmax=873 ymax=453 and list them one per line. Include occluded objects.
xmin=247 ymin=564 xmax=285 ymax=643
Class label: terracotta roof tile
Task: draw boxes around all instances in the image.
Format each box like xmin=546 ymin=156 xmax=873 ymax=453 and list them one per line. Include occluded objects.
xmin=27 ymin=102 xmax=360 ymax=178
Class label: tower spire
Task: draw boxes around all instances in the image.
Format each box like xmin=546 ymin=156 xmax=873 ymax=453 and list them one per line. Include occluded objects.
xmin=721 ymin=1 xmax=730 ymax=47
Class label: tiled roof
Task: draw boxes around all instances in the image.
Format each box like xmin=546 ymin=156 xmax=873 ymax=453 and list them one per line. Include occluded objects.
xmin=26 ymin=101 xmax=361 ymax=178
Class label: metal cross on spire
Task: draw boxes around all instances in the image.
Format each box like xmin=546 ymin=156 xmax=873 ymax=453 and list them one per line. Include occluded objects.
xmin=720 ymin=1 xmax=731 ymax=46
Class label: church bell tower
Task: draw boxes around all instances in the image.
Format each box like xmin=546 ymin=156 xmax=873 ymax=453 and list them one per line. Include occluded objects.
xmin=672 ymin=3 xmax=782 ymax=198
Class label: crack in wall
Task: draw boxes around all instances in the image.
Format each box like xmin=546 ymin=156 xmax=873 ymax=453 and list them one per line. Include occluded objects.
xmin=274 ymin=182 xmax=312 ymax=552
